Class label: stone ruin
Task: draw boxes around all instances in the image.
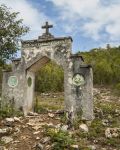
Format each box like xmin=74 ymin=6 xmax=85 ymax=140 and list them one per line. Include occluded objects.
xmin=2 ymin=22 xmax=94 ymax=121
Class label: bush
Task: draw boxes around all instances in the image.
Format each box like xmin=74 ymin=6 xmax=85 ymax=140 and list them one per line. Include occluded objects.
xmin=0 ymin=98 xmax=23 ymax=119
xmin=45 ymin=128 xmax=74 ymax=150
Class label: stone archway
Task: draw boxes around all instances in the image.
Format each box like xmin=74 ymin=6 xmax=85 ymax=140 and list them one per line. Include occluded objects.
xmin=2 ymin=22 xmax=94 ymax=121
xmin=22 ymin=36 xmax=74 ymax=116
xmin=25 ymin=56 xmax=64 ymax=114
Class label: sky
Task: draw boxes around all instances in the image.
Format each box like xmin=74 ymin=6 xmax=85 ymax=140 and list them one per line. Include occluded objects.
xmin=0 ymin=0 xmax=120 ymax=53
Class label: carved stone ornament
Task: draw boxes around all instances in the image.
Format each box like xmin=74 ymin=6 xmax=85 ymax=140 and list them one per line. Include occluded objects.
xmin=72 ymin=74 xmax=85 ymax=86
xmin=8 ymin=76 xmax=18 ymax=88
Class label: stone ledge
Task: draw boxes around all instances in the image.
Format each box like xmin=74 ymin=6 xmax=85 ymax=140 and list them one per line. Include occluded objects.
xmin=21 ymin=36 xmax=73 ymax=44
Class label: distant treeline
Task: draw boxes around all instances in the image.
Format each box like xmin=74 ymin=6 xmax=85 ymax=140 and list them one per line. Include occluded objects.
xmin=79 ymin=46 xmax=120 ymax=86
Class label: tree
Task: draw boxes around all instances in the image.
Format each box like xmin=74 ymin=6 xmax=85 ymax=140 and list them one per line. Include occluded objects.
xmin=35 ymin=61 xmax=64 ymax=93
xmin=79 ymin=46 xmax=120 ymax=86
xmin=0 ymin=4 xmax=29 ymax=64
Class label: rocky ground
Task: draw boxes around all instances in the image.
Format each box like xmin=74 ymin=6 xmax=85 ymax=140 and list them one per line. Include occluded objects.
xmin=0 ymin=87 xmax=120 ymax=150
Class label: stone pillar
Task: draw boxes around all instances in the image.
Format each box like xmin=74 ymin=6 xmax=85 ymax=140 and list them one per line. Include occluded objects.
xmin=2 ymin=70 xmax=26 ymax=110
xmin=24 ymin=71 xmax=35 ymax=115
xmin=70 ymin=55 xmax=94 ymax=120
xmin=64 ymin=67 xmax=75 ymax=122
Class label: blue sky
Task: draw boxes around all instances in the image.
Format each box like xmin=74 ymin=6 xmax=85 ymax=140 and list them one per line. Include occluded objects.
xmin=0 ymin=0 xmax=120 ymax=53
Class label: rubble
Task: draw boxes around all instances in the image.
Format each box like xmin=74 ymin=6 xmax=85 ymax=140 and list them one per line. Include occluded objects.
xmin=41 ymin=137 xmax=51 ymax=144
xmin=61 ymin=125 xmax=68 ymax=132
xmin=71 ymin=145 xmax=79 ymax=149
xmin=105 ymin=128 xmax=120 ymax=138
xmin=0 ymin=127 xmax=13 ymax=136
xmin=48 ymin=113 xmax=55 ymax=118
xmin=79 ymin=124 xmax=89 ymax=132
xmin=1 ymin=136 xmax=13 ymax=144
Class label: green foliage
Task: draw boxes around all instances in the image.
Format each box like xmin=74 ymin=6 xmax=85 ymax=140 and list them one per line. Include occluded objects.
xmin=0 ymin=4 xmax=29 ymax=63
xmin=34 ymin=97 xmax=48 ymax=114
xmin=35 ymin=61 xmax=64 ymax=93
xmin=88 ymin=119 xmax=104 ymax=138
xmin=60 ymin=113 xmax=67 ymax=124
xmin=0 ymin=100 xmax=23 ymax=119
xmin=34 ymin=105 xmax=48 ymax=114
xmin=80 ymin=46 xmax=120 ymax=86
xmin=96 ymin=101 xmax=120 ymax=116
xmin=45 ymin=128 xmax=74 ymax=150
xmin=34 ymin=96 xmax=64 ymax=112
xmin=105 ymin=138 xmax=120 ymax=148
xmin=95 ymin=101 xmax=120 ymax=127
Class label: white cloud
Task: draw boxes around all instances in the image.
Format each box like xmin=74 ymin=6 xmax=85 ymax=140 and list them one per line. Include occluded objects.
xmin=48 ymin=0 xmax=120 ymax=42
xmin=0 ymin=0 xmax=50 ymax=40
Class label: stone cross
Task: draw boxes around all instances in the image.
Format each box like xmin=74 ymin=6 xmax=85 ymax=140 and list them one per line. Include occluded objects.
xmin=42 ymin=22 xmax=53 ymax=35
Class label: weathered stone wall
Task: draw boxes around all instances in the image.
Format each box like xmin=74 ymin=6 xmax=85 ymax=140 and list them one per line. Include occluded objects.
xmin=2 ymin=70 xmax=26 ymax=110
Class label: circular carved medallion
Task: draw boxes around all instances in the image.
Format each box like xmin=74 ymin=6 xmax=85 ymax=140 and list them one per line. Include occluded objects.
xmin=8 ymin=76 xmax=18 ymax=88
xmin=72 ymin=74 xmax=85 ymax=86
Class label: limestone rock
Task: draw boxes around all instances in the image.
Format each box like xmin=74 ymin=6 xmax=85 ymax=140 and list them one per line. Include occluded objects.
xmin=61 ymin=125 xmax=68 ymax=132
xmin=56 ymin=124 xmax=61 ymax=129
xmin=5 ymin=118 xmax=14 ymax=122
xmin=0 ymin=128 xmax=8 ymax=134
xmin=45 ymin=145 xmax=51 ymax=150
xmin=33 ymin=131 xmax=40 ymax=135
xmin=71 ymin=145 xmax=79 ymax=149
xmin=1 ymin=136 xmax=13 ymax=144
xmin=93 ymin=88 xmax=100 ymax=96
xmin=55 ymin=110 xmax=64 ymax=114
xmin=115 ymin=109 xmax=120 ymax=114
xmin=35 ymin=143 xmax=44 ymax=150
xmin=4 ymin=118 xmax=15 ymax=127
xmin=88 ymin=145 xmax=96 ymax=150
xmin=79 ymin=124 xmax=89 ymax=132
xmin=41 ymin=137 xmax=51 ymax=144
xmin=0 ymin=146 xmax=7 ymax=150
xmin=14 ymin=127 xmax=20 ymax=134
xmin=102 ymin=119 xmax=109 ymax=126
xmin=14 ymin=117 xmax=21 ymax=122
xmin=93 ymin=140 xmax=98 ymax=144
xmin=46 ymin=122 xmax=54 ymax=127
xmin=0 ymin=127 xmax=12 ymax=136
xmin=105 ymin=128 xmax=120 ymax=138
xmin=36 ymin=137 xmax=40 ymax=140
xmin=94 ymin=107 xmax=103 ymax=118
xmin=115 ymin=109 xmax=120 ymax=117
xmin=28 ymin=112 xmax=38 ymax=116
xmin=48 ymin=113 xmax=55 ymax=118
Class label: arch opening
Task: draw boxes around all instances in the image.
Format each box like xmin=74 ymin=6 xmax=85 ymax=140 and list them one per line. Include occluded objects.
xmin=26 ymin=56 xmax=65 ymax=114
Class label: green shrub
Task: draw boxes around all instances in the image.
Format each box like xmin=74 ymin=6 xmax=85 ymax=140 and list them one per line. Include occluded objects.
xmin=46 ymin=128 xmax=74 ymax=150
xmin=88 ymin=119 xmax=105 ymax=139
xmin=0 ymin=98 xmax=23 ymax=119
